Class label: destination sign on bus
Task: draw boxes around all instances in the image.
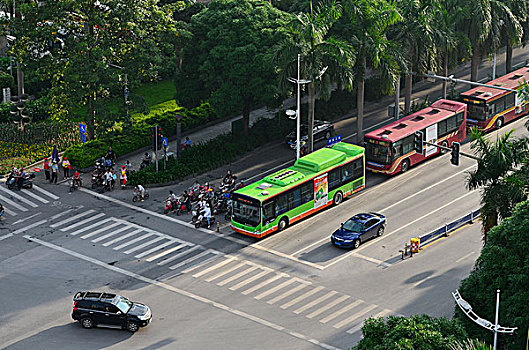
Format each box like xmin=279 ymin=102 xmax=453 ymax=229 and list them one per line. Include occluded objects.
xmin=367 ymin=139 xmax=389 ymax=146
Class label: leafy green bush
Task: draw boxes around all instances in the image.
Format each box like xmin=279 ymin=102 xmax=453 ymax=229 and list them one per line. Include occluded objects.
xmin=0 ymin=71 xmax=14 ymax=90
xmin=129 ymin=115 xmax=294 ymax=185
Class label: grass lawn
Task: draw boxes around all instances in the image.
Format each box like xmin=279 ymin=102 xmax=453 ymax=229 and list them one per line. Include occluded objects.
xmin=73 ymin=79 xmax=176 ymax=118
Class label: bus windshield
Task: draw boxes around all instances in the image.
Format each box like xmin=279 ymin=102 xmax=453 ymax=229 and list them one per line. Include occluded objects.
xmin=232 ymin=194 xmax=261 ymax=227
xmin=466 ymin=103 xmax=487 ymax=121
xmin=365 ymin=140 xmax=392 ymax=165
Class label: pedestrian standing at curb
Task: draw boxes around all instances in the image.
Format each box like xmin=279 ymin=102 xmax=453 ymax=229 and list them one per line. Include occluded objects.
xmin=43 ymin=158 xmax=50 ymax=181
xmin=62 ymin=156 xmax=71 ymax=178
xmin=106 ymin=146 xmax=116 ymax=166
xmin=51 ymin=161 xmax=58 ymax=184
xmin=51 ymin=144 xmax=60 ymax=163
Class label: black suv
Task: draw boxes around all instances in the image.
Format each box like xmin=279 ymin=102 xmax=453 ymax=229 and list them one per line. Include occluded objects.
xmin=72 ymin=291 xmax=152 ymax=332
xmin=285 ymin=120 xmax=334 ymax=149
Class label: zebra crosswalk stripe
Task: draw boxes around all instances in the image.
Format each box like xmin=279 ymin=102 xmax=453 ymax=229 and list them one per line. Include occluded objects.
xmin=169 ymin=249 xmax=213 ymax=270
xmin=21 ymin=189 xmax=49 ymax=203
xmin=267 ymin=283 xmax=309 ymax=305
xmin=180 ymin=252 xmax=221 ymax=274
xmin=145 ymin=243 xmax=189 ymax=262
xmin=81 ymin=222 xmax=121 ymax=239
xmin=254 ymin=278 xmax=298 ymax=300
xmin=70 ymin=218 xmax=113 ymax=236
xmin=229 ymin=270 xmax=271 ymax=291
xmin=241 ymin=274 xmax=286 ymax=296
xmin=61 ymin=213 xmax=106 ymax=232
xmin=102 ymin=228 xmax=143 ymax=247
xmin=0 ymin=193 xmax=27 ymax=212
xmin=92 ymin=225 xmax=132 ymax=243
xmin=216 ymin=266 xmax=259 ymax=287
xmin=157 ymin=245 xmax=201 ymax=266
xmin=32 ymin=185 xmax=59 ymax=200
xmin=318 ymin=299 xmax=362 ymax=324
xmin=113 ymin=233 xmax=152 ymax=250
xmin=293 ymin=291 xmax=337 ymax=315
xmin=281 ymin=286 xmax=325 ymax=310
xmin=346 ymin=309 xmax=391 ymax=334
xmin=204 ymin=261 xmax=247 ymax=283
xmin=307 ymin=295 xmax=351 ymax=319
xmin=135 ymin=240 xmax=177 ymax=259
xmin=0 ymin=186 xmax=38 ymax=207
xmin=192 ymin=257 xmax=236 ymax=278
xmin=124 ymin=236 xmax=165 ymax=254
xmin=333 ymin=304 xmax=378 ymax=329
xmin=50 ymin=210 xmax=96 ymax=228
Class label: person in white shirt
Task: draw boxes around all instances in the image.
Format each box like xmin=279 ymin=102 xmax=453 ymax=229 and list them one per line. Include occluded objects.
xmin=135 ymin=185 xmax=146 ymax=201
xmin=203 ymin=204 xmax=212 ymax=228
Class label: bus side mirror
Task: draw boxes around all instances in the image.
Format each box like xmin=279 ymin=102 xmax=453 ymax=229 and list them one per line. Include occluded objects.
xmin=362 ymin=142 xmax=367 ymax=147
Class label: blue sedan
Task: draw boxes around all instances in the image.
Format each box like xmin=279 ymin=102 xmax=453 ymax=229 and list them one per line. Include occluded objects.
xmin=331 ymin=213 xmax=386 ymax=249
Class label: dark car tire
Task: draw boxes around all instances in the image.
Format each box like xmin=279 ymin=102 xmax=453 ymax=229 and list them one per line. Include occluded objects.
xmin=400 ymin=159 xmax=410 ymax=173
xmin=495 ymin=117 xmax=504 ymax=129
xmin=80 ymin=317 xmax=94 ymax=329
xmin=278 ymin=217 xmax=289 ymax=231
xmin=126 ymin=321 xmax=139 ymax=333
xmin=333 ymin=191 xmax=343 ymax=205
xmin=325 ymin=131 xmax=332 ymax=139
xmin=353 ymin=239 xmax=361 ymax=249
xmin=377 ymin=226 xmax=385 ymax=237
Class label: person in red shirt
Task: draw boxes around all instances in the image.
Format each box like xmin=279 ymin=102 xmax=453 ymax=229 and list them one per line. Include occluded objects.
xmin=43 ymin=158 xmax=50 ymax=181
xmin=73 ymin=170 xmax=82 ymax=188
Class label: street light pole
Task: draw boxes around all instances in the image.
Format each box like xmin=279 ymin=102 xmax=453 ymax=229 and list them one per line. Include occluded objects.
xmin=175 ymin=114 xmax=183 ymax=158
xmin=493 ymin=289 xmax=500 ymax=349
xmin=287 ymin=54 xmax=311 ymax=160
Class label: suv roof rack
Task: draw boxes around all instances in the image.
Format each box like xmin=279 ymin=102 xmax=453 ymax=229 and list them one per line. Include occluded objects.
xmin=74 ymin=291 xmax=118 ymax=301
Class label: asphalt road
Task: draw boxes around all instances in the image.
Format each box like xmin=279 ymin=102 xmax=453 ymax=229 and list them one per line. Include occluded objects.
xmin=2 ymin=49 xmax=529 ymax=349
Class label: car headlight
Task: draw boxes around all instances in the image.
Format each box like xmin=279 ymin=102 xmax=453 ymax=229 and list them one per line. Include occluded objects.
xmin=138 ymin=308 xmax=151 ymax=320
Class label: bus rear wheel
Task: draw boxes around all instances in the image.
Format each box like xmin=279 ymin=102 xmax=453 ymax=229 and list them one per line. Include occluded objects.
xmin=333 ymin=191 xmax=343 ymax=205
xmin=278 ymin=217 xmax=289 ymax=231
xmin=495 ymin=117 xmax=504 ymax=129
xmin=400 ymin=159 xmax=410 ymax=173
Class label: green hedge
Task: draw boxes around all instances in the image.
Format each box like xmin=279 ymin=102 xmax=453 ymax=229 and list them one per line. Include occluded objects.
xmin=64 ymin=102 xmax=217 ymax=169
xmin=129 ymin=115 xmax=295 ymax=185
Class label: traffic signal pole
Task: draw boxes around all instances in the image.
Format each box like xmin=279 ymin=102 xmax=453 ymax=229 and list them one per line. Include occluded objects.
xmin=422 ymin=141 xmax=480 ymax=162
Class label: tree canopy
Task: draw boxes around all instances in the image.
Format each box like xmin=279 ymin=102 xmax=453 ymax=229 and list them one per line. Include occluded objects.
xmin=175 ymin=0 xmax=291 ymax=134
xmin=353 ymin=314 xmax=468 ymax=350
xmin=456 ymin=200 xmax=529 ymax=349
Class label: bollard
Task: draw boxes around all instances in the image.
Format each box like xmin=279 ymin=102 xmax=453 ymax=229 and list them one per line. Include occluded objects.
xmin=399 ymin=250 xmax=404 ymax=260
xmin=444 ymin=223 xmax=449 ymax=237
xmin=404 ymin=243 xmax=409 ymax=256
xmin=217 ymin=221 xmax=220 ymax=232
xmin=410 ymin=247 xmax=413 ymax=258
xmin=469 ymin=211 xmax=473 ymax=224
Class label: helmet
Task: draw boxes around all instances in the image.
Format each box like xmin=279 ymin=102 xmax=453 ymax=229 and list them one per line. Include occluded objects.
xmin=209 ymin=188 xmax=213 ymax=192
xmin=122 ymin=165 xmax=125 ymax=168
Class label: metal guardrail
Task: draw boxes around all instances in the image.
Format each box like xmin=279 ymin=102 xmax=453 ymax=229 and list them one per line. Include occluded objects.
xmin=419 ymin=209 xmax=481 ymax=246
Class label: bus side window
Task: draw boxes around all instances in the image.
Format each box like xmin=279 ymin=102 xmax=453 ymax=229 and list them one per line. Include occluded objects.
xmin=263 ymin=200 xmax=276 ymax=223
xmin=329 ymin=168 xmax=341 ymax=190
xmin=352 ymin=158 xmax=364 ymax=180
xmin=392 ymin=141 xmax=402 ymax=158
xmin=341 ymin=163 xmax=354 ymax=184
xmin=300 ymin=181 xmax=313 ymax=204
xmin=275 ymin=193 xmax=288 ymax=215
xmin=402 ymin=135 xmax=414 ymax=154
xmin=505 ymin=93 xmax=515 ymax=109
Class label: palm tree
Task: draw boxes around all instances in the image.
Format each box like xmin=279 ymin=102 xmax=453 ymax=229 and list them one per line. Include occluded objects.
xmin=274 ymin=0 xmax=355 ymax=152
xmin=466 ymin=129 xmax=529 ymax=241
xmin=450 ymin=338 xmax=493 ymax=350
xmin=432 ymin=0 xmax=469 ymax=98
xmin=343 ymin=0 xmax=403 ymax=143
xmin=391 ymin=0 xmax=438 ymax=113
xmin=499 ymin=0 xmax=525 ymax=73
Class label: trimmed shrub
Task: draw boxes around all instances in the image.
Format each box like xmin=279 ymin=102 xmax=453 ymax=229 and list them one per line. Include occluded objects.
xmin=129 ymin=115 xmax=294 ymax=185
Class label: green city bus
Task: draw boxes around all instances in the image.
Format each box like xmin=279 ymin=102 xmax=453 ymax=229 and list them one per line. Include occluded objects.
xmin=230 ymin=142 xmax=365 ymax=238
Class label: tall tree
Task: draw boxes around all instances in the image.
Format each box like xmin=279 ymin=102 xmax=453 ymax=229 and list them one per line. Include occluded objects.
xmin=432 ymin=0 xmax=469 ymax=98
xmin=392 ymin=0 xmax=438 ymax=113
xmin=4 ymin=0 xmax=175 ymax=139
xmin=175 ymin=0 xmax=290 ymax=135
xmin=466 ymin=129 xmax=529 ymax=239
xmin=344 ymin=0 xmax=403 ymax=143
xmin=456 ymin=200 xmax=529 ymax=350
xmin=274 ymin=0 xmax=354 ymax=151
xmin=498 ymin=0 xmax=525 ymax=73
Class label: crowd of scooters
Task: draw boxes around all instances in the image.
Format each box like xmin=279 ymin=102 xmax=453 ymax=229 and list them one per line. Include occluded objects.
xmin=164 ymin=170 xmax=244 ymax=229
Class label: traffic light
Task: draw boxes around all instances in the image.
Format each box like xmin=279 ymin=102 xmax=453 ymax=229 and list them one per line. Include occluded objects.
xmin=156 ymin=125 xmax=162 ymax=148
xmin=450 ymin=142 xmax=460 ymax=166
xmin=413 ymin=131 xmax=424 ymax=154
xmin=151 ymin=126 xmax=157 ymax=150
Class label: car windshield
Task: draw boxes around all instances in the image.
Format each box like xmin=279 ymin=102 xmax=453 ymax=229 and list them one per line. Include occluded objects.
xmin=114 ymin=296 xmax=133 ymax=313
xmin=342 ymin=219 xmax=364 ymax=232
xmin=232 ymin=194 xmax=261 ymax=227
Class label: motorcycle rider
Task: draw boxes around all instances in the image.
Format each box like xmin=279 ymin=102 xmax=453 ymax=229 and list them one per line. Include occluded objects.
xmin=103 ymin=168 xmax=114 ymax=190
xmin=182 ymin=190 xmax=191 ymax=213
xmin=135 ymin=184 xmax=146 ymax=202
xmin=73 ymin=170 xmax=82 ymax=188
xmin=16 ymin=167 xmax=26 ymax=189
xmin=167 ymin=190 xmax=178 ymax=209
xmin=203 ymin=203 xmax=212 ymax=228
xmin=223 ymin=170 xmax=236 ymax=189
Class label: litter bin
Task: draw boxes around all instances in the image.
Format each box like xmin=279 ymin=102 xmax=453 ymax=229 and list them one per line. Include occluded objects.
xmin=410 ymin=238 xmax=420 ymax=253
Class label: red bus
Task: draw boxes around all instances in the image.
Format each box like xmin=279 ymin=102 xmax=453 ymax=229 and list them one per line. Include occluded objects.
xmin=364 ymin=99 xmax=467 ymax=175
xmin=460 ymin=66 xmax=529 ymax=132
